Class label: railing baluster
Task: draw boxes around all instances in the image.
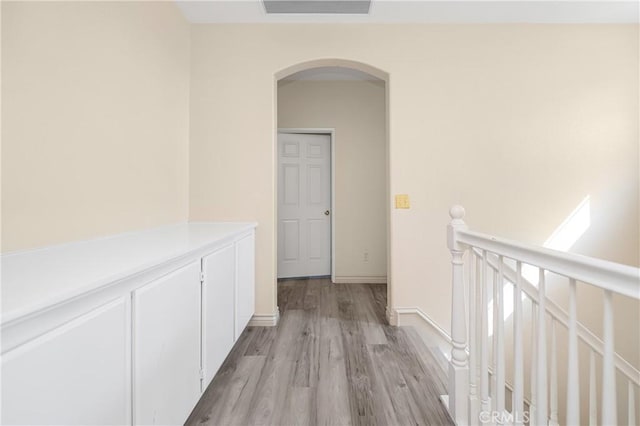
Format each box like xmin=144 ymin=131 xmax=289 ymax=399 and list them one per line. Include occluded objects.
xmin=629 ymin=381 xmax=636 ymax=426
xmin=513 ymin=261 xmax=524 ymax=426
xmin=475 ymin=253 xmax=482 ymax=378
xmin=443 ymin=207 xmax=640 ymax=426
xmin=469 ymin=251 xmax=479 ymax=424
xmin=447 ymin=206 xmax=469 ymax=425
xmin=601 ymin=289 xmax=617 ymax=425
xmin=530 ymin=302 xmax=537 ymax=426
xmin=536 ymin=268 xmax=548 ymax=425
xmin=549 ymin=319 xmax=558 ymax=426
xmin=480 ymin=250 xmax=491 ymax=418
xmin=496 ymin=257 xmax=506 ymax=417
xmin=492 ymin=268 xmax=498 ymax=413
xmin=589 ymin=349 xmax=597 ymax=426
xmin=566 ymin=278 xmax=580 ymax=425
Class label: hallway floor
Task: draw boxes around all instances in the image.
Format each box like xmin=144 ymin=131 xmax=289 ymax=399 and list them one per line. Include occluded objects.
xmin=186 ymin=279 xmax=454 ymax=426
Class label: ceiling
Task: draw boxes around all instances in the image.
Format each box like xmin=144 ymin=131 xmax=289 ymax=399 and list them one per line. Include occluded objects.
xmin=280 ymin=66 xmax=384 ymax=81
xmin=175 ymin=0 xmax=639 ymax=23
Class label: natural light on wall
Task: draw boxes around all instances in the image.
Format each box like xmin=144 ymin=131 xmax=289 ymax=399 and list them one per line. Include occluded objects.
xmin=488 ymin=196 xmax=591 ymax=332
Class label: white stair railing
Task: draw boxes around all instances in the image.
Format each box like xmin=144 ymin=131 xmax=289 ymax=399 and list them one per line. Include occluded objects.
xmin=447 ymin=206 xmax=640 ymax=426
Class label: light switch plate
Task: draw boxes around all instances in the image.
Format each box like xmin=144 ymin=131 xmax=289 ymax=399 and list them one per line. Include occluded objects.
xmin=395 ymin=194 xmax=410 ymax=209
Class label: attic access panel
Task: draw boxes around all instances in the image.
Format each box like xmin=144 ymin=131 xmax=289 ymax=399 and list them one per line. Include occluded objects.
xmin=263 ymin=0 xmax=371 ymax=14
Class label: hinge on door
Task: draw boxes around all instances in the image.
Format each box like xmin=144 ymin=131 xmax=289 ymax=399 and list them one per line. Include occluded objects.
xmin=200 ymin=271 xmax=205 ymax=283
xmin=200 ymin=369 xmax=205 ymax=380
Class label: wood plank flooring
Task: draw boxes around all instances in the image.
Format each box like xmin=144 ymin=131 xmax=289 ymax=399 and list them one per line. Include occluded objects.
xmin=185 ymin=279 xmax=454 ymax=426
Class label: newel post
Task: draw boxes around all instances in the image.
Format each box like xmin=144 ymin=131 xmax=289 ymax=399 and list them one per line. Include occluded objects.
xmin=448 ymin=205 xmax=469 ymax=425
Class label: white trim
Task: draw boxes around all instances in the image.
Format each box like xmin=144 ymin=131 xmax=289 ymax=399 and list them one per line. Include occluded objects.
xmin=333 ymin=276 xmax=387 ymax=284
xmin=384 ymin=75 xmax=392 ymax=324
xmin=395 ymin=307 xmax=452 ymax=349
xmin=386 ymin=305 xmax=396 ymax=325
xmin=248 ymin=309 xmax=280 ymax=327
xmin=277 ymin=128 xmax=336 ymax=282
xmin=398 ymin=305 xmax=531 ymax=409
xmin=457 ymin=228 xmax=639 ymax=299
xmin=440 ymin=395 xmax=450 ymax=410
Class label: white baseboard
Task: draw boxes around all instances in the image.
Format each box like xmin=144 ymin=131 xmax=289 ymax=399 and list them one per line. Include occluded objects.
xmin=248 ymin=308 xmax=280 ymax=327
xmin=396 ymin=307 xmax=526 ymax=412
xmin=440 ymin=394 xmax=450 ymax=410
xmin=332 ymin=276 xmax=387 ymax=284
xmin=386 ymin=305 xmax=397 ymax=325
xmin=394 ymin=308 xmax=453 ymax=419
xmin=394 ymin=307 xmax=452 ymax=355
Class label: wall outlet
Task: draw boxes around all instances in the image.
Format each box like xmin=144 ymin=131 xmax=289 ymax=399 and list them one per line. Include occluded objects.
xmin=363 ymin=250 xmax=369 ymax=262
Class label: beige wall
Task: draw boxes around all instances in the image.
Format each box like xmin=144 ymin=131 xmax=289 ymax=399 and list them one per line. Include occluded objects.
xmin=277 ymin=80 xmax=387 ymax=281
xmin=3 ymin=7 xmax=637 ymax=396
xmin=1 ymin=1 xmax=190 ymax=252
xmin=189 ymin=24 xmax=639 ymax=337
xmin=3 ymin=13 xmax=638 ymax=416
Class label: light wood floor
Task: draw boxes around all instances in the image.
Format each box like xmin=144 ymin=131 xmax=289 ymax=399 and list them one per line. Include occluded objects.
xmin=186 ymin=279 xmax=454 ymax=426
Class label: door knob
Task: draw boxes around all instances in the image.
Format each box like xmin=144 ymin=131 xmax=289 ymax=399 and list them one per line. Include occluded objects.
xmin=324 ymin=210 xmax=330 ymax=216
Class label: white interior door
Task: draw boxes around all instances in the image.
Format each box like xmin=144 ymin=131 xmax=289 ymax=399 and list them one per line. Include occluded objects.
xmin=278 ymin=132 xmax=331 ymax=278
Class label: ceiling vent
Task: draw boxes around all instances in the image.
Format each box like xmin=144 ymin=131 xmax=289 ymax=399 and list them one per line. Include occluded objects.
xmin=263 ymin=0 xmax=371 ymax=14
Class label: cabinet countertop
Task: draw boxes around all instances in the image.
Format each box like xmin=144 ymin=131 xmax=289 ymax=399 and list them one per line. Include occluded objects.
xmin=1 ymin=222 xmax=257 ymax=324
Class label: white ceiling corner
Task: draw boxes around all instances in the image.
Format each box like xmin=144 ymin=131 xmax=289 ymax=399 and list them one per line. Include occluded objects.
xmin=175 ymin=0 xmax=640 ymax=24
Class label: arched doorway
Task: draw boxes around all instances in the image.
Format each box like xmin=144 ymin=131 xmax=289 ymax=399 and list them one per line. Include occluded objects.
xmin=274 ymin=59 xmax=392 ymax=322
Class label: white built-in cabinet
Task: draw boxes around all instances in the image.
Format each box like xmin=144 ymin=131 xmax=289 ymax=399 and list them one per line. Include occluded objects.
xmin=235 ymin=233 xmax=256 ymax=339
xmin=202 ymin=243 xmax=236 ymax=385
xmin=201 ymin=232 xmax=256 ymax=387
xmin=2 ymin=297 xmax=131 ymax=425
xmin=1 ymin=223 xmax=256 ymax=426
xmin=134 ymin=261 xmax=202 ymax=425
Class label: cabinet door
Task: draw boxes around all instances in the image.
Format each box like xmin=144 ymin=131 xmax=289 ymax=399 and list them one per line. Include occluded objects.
xmin=202 ymin=244 xmax=235 ymax=386
xmin=133 ymin=262 xmax=201 ymax=425
xmin=235 ymin=232 xmax=255 ymax=338
xmin=1 ymin=297 xmax=130 ymax=425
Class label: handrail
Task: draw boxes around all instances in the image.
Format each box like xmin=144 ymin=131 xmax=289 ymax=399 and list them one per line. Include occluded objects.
xmin=476 ymin=248 xmax=640 ymax=387
xmin=457 ymin=229 xmax=639 ymax=299
xmin=446 ymin=205 xmax=640 ymax=426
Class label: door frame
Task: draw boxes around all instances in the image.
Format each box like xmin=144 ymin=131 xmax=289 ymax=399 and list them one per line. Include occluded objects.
xmin=277 ymin=128 xmax=336 ymax=282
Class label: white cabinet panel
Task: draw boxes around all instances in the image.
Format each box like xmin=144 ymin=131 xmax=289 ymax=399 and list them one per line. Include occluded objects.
xmin=235 ymin=233 xmax=255 ymax=339
xmin=202 ymin=244 xmax=235 ymax=386
xmin=1 ymin=223 xmax=257 ymax=426
xmin=133 ymin=262 xmax=201 ymax=426
xmin=1 ymin=298 xmax=130 ymax=425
